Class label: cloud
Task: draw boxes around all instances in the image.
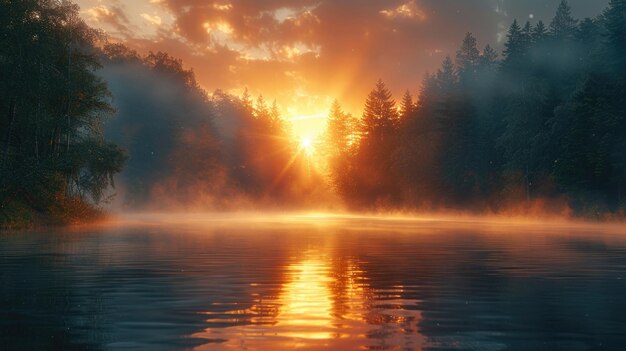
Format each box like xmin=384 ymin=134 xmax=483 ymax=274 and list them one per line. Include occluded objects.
xmin=380 ymin=0 xmax=428 ymax=21
xmin=76 ymin=0 xmax=610 ymax=117
xmin=84 ymin=5 xmax=132 ymax=36
xmin=141 ymin=13 xmax=163 ymax=26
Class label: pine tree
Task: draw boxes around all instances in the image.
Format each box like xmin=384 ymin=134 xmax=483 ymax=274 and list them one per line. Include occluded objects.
xmin=437 ymin=49 xmax=483 ymax=203
xmin=456 ymin=32 xmax=480 ymax=78
xmin=325 ymin=100 xmax=357 ymax=197
xmin=479 ymin=44 xmax=498 ymax=67
xmin=400 ymin=90 xmax=414 ymax=119
xmin=553 ymin=74 xmax=624 ymax=209
xmin=604 ymin=0 xmax=626 ymax=47
xmin=550 ymin=0 xmax=578 ymax=40
xmin=361 ymin=79 xmax=398 ymax=139
xmin=603 ymin=0 xmax=626 ymax=76
xmin=532 ymin=21 xmax=548 ymax=42
xmin=416 ymin=72 xmax=437 ymax=110
xmin=502 ymin=20 xmax=525 ymax=71
xmin=437 ymin=56 xmax=457 ymax=91
xmin=241 ymin=87 xmax=253 ymax=111
xmin=326 ymin=100 xmax=353 ymax=153
xmin=349 ymin=80 xmax=402 ymax=206
xmin=254 ymin=95 xmax=268 ymax=119
xmin=521 ymin=21 xmax=533 ymax=48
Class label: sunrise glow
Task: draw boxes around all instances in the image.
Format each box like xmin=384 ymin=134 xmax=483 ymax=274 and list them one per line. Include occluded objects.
xmin=300 ymin=137 xmax=314 ymax=156
xmin=4 ymin=0 xmax=625 ymax=349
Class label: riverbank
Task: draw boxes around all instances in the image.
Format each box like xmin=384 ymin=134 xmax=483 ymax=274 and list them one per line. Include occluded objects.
xmin=0 ymin=199 xmax=106 ymax=231
xmin=2 ymin=201 xmax=623 ymax=231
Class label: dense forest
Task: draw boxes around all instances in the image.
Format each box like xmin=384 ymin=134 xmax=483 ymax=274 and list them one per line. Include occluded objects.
xmin=327 ymin=0 xmax=626 ymax=217
xmin=1 ymin=0 xmax=625 ymax=227
xmin=0 ymin=0 xmax=126 ymax=227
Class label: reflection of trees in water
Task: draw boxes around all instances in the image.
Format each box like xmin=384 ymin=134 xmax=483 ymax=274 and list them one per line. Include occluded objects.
xmin=0 ymin=239 xmax=106 ymax=350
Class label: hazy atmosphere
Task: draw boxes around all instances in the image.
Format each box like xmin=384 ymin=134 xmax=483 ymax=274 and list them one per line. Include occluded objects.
xmin=2 ymin=1 xmax=626 ymax=350
xmin=75 ymin=0 xmax=610 ymax=132
xmin=2 ymin=0 xmax=626 ymax=220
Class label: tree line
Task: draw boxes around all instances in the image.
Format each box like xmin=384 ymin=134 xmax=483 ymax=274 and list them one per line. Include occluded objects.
xmin=1 ymin=0 xmax=327 ymax=227
xmin=100 ymin=43 xmax=326 ymax=209
xmin=325 ymin=0 xmax=626 ymax=217
xmin=2 ymin=0 xmax=624 ymax=225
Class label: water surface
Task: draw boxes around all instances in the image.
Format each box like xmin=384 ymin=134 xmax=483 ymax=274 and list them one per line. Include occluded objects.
xmin=1 ymin=214 xmax=626 ymax=350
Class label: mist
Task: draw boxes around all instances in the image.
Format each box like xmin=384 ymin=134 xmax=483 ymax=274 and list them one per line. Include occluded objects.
xmin=92 ymin=0 xmax=626 ymax=220
xmin=99 ymin=45 xmax=332 ymax=211
xmin=319 ymin=1 xmax=625 ymax=219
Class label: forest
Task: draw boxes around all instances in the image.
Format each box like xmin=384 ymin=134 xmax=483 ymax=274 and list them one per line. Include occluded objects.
xmin=1 ymin=0 xmax=625 ymax=227
xmin=0 ymin=0 xmax=126 ymax=227
xmin=328 ymin=0 xmax=626 ymax=217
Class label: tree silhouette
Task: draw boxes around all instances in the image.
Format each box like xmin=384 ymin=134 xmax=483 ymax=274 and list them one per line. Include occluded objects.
xmin=1 ymin=0 xmax=126 ymax=226
xmin=550 ymin=0 xmax=578 ymax=40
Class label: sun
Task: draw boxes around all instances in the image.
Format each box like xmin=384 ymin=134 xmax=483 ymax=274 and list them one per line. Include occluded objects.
xmin=301 ymin=137 xmax=315 ymax=155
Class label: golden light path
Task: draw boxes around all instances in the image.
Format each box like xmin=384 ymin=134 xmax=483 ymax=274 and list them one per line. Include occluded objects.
xmin=190 ymin=244 xmax=425 ymax=351
xmin=273 ymin=255 xmax=336 ymax=343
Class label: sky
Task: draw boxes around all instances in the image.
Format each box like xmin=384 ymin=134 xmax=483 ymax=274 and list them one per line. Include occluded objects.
xmin=76 ymin=0 xmax=609 ymax=139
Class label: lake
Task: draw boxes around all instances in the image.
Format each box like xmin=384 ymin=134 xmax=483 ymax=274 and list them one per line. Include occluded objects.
xmin=1 ymin=213 xmax=626 ymax=350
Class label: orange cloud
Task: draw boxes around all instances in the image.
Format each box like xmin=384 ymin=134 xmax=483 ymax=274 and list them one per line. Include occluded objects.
xmin=77 ymin=0 xmax=611 ymax=120
xmin=84 ymin=5 xmax=132 ymax=36
xmin=141 ymin=13 xmax=163 ymax=26
xmin=380 ymin=1 xmax=427 ymax=21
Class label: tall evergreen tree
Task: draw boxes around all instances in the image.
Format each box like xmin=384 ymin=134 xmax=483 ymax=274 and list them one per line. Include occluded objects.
xmin=400 ymin=90 xmax=415 ymax=119
xmin=347 ymin=80 xmax=401 ymax=206
xmin=326 ymin=100 xmax=354 ymax=154
xmin=436 ymin=56 xmax=457 ymax=91
xmin=550 ymin=0 xmax=578 ymax=40
xmin=503 ymin=20 xmax=522 ymax=58
xmin=241 ymin=87 xmax=253 ymax=111
xmin=361 ymin=79 xmax=398 ymax=139
xmin=532 ymin=21 xmax=548 ymax=42
xmin=479 ymin=44 xmax=498 ymax=67
xmin=553 ymin=74 xmax=624 ymax=210
xmin=603 ymin=0 xmax=626 ymax=76
xmin=325 ymin=100 xmax=357 ymax=196
xmin=521 ymin=21 xmax=533 ymax=48
xmin=254 ymin=95 xmax=268 ymax=119
xmin=456 ymin=32 xmax=480 ymax=80
xmin=502 ymin=20 xmax=526 ymax=73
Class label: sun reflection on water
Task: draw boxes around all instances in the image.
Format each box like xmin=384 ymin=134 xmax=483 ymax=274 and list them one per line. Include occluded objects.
xmin=192 ymin=249 xmax=424 ymax=350
xmin=277 ymin=256 xmax=335 ymax=339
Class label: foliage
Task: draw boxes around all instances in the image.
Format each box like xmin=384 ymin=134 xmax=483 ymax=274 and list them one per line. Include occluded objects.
xmin=0 ymin=0 xmax=126 ymax=226
xmin=3 ymin=0 xmax=624 ymax=219
xmin=327 ymin=0 xmax=626 ymax=216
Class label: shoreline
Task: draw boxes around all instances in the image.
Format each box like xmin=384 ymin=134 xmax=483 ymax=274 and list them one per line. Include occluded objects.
xmin=5 ymin=209 xmax=623 ymax=234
